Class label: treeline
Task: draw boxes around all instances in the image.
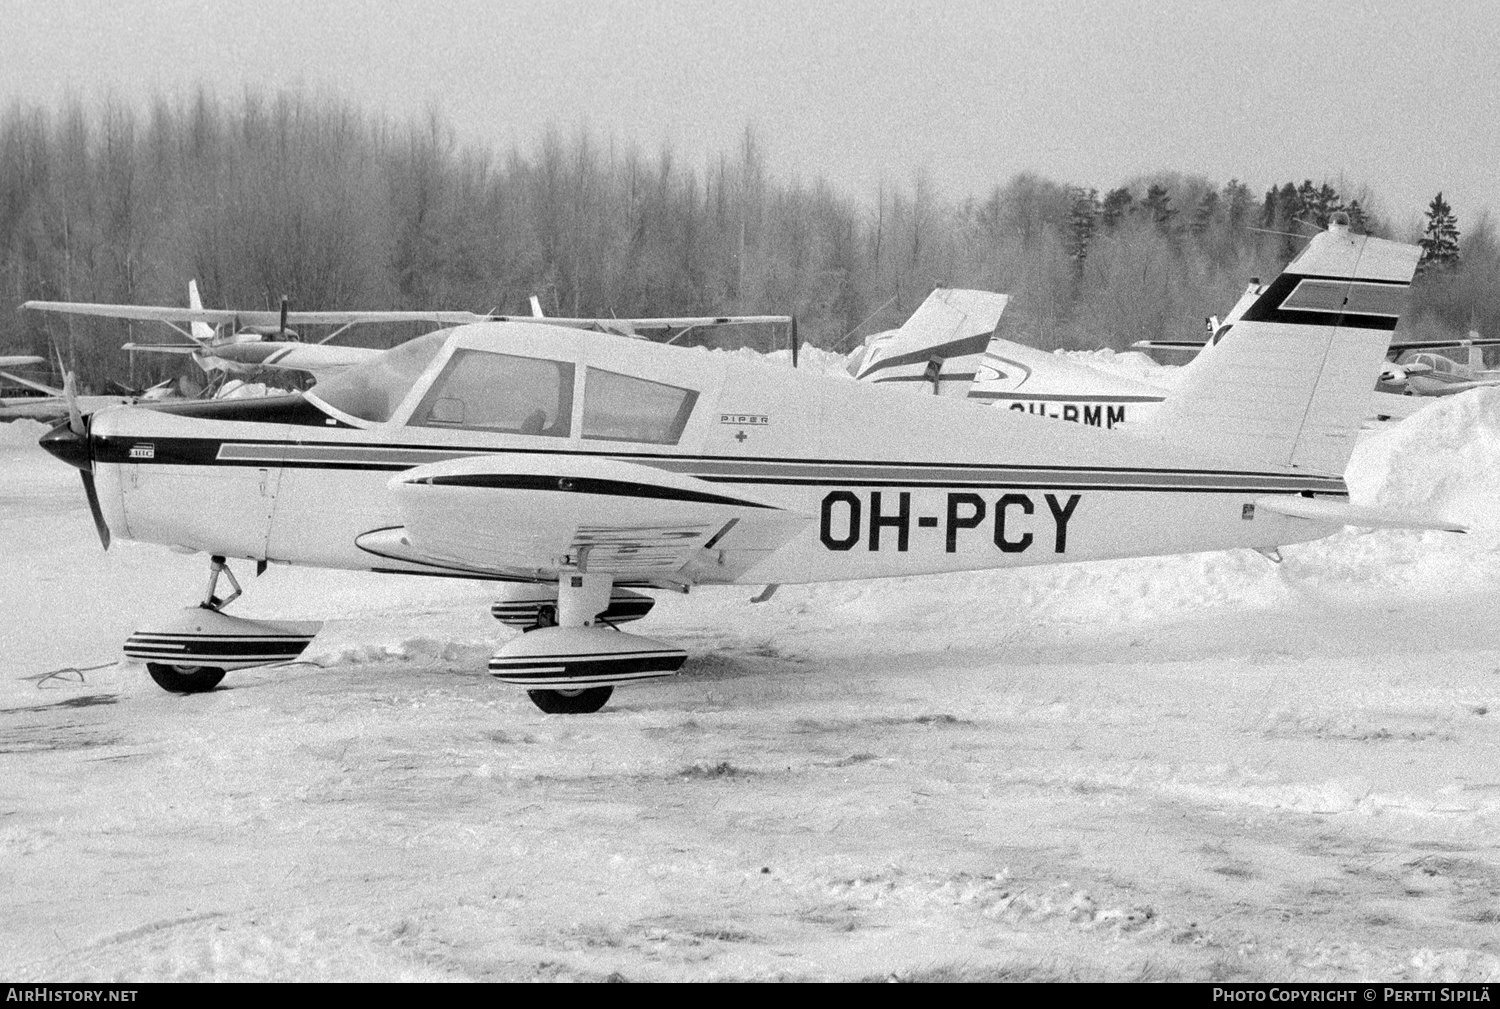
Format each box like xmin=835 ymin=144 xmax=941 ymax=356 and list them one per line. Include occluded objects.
xmin=0 ymin=89 xmax=1494 ymax=390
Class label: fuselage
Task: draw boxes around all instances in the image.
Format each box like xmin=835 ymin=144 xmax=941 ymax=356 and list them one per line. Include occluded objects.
xmin=80 ymin=322 xmax=1344 ymax=587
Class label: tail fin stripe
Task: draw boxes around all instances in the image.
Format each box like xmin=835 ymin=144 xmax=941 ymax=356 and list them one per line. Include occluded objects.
xmin=1240 ymin=273 xmax=1407 ymax=331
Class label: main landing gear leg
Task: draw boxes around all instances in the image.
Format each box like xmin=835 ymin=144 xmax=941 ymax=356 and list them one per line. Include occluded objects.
xmin=489 ymin=572 xmax=686 ymax=713
xmin=526 ymin=573 xmax=616 ymax=714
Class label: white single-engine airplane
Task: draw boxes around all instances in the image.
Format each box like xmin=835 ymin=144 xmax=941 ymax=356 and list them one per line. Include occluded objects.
xmin=38 ymin=222 xmax=1459 ymax=713
xmin=1376 ymin=337 xmax=1500 ymax=397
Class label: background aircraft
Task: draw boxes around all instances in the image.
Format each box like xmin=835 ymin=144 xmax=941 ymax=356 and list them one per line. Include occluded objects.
xmin=1376 ymin=336 xmax=1500 ymax=396
xmin=844 ymin=288 xmax=1009 ymax=396
xmin=24 ymin=286 xmax=795 ymax=387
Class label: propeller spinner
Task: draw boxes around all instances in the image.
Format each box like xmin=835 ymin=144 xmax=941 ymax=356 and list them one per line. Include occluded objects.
xmin=37 ymin=373 xmax=111 ymax=549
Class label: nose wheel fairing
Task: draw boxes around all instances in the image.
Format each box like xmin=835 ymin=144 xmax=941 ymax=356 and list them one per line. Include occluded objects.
xmin=124 ymin=606 xmax=322 ymax=672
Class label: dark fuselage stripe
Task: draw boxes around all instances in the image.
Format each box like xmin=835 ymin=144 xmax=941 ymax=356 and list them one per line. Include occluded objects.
xmin=92 ymin=436 xmax=1347 ymax=496
xmin=966 ymin=392 xmax=1166 ymax=403
xmin=414 ymin=473 xmax=775 ymax=509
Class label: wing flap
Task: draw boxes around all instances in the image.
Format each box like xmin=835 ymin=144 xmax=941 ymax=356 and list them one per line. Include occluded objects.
xmin=389 ymin=455 xmax=809 ymax=582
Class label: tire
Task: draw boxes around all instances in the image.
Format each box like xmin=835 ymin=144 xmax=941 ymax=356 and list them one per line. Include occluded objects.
xmin=146 ymin=662 xmax=227 ymax=694
xmin=527 ymin=686 xmax=613 ymax=714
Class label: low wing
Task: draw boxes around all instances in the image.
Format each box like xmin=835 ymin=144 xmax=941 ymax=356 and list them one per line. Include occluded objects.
xmin=376 ymin=454 xmax=810 ymax=585
xmin=1404 ymin=375 xmax=1500 ymax=397
xmin=1255 ymin=495 xmax=1465 ymax=533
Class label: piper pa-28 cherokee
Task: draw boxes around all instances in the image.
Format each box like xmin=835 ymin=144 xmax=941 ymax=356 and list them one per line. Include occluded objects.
xmin=37 ymin=222 xmax=1461 ymax=713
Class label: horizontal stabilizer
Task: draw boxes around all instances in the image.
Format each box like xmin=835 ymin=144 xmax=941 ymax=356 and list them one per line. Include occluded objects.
xmin=1254 ymin=495 xmax=1466 ymax=533
xmin=1131 ymin=340 xmax=1208 ymax=352
xmin=849 ymin=288 xmax=1008 ymax=396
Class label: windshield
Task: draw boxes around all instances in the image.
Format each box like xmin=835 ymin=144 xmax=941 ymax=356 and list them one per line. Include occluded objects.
xmin=307 ymin=329 xmax=450 ymax=423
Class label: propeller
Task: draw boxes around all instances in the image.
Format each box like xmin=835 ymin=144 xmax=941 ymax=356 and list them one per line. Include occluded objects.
xmin=38 ymin=371 xmax=110 ymax=550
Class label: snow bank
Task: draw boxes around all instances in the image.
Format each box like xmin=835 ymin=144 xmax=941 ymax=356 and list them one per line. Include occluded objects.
xmin=1056 ymin=348 xmax=1183 ymax=389
xmin=1347 ymin=387 xmax=1500 ymax=536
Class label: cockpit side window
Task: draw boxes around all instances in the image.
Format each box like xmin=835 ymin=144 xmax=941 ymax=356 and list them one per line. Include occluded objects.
xmin=581 ymin=368 xmax=698 ymax=445
xmin=411 ymin=350 xmax=575 ymax=436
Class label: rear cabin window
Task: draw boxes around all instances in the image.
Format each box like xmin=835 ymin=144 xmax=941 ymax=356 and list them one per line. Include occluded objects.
xmin=581 ymin=368 xmax=698 ymax=445
xmin=411 ymin=350 xmax=575 ymax=436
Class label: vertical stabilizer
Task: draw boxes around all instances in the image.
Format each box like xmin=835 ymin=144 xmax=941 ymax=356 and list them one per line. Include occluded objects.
xmin=849 ymin=288 xmax=1008 ymax=397
xmin=1141 ymin=223 xmax=1419 ymax=474
xmin=188 ymin=280 xmax=214 ymax=345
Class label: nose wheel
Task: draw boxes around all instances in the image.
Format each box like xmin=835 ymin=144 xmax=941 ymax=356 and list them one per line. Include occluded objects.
xmin=145 ymin=662 xmax=227 ymax=694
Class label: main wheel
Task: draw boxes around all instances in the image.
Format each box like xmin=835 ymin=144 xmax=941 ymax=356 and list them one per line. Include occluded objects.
xmin=146 ymin=662 xmax=227 ymax=694
xmin=524 ymin=604 xmax=558 ymax=633
xmin=527 ymin=686 xmax=613 ymax=714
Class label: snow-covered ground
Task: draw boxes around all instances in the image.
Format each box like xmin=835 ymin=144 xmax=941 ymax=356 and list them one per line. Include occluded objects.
xmin=3 ymin=389 xmax=1500 ymax=982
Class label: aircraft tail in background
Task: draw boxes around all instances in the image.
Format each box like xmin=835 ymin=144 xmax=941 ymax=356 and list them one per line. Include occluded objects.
xmin=1138 ymin=220 xmax=1420 ymax=475
xmin=188 ymin=280 xmax=215 ymax=345
xmin=847 ymin=288 xmax=1008 ymax=397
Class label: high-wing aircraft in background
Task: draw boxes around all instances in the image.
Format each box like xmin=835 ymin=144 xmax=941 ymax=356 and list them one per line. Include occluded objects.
xmin=24 ymin=283 xmax=793 ymax=385
xmin=37 ymin=222 xmax=1460 ymax=715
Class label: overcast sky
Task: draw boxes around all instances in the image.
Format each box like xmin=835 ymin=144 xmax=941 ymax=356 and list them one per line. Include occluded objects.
xmin=2 ymin=0 xmax=1495 ymax=232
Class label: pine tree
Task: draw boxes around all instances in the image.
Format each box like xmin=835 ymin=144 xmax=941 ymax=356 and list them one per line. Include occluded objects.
xmin=1222 ymin=180 xmax=1253 ymax=230
xmin=1101 ymin=187 xmax=1133 ymax=229
xmin=1142 ymin=184 xmax=1176 ymax=233
xmin=1191 ymin=189 xmax=1219 ymax=237
xmin=1065 ymin=186 xmax=1099 ymax=265
xmin=1345 ymin=199 xmax=1368 ymax=233
xmin=1418 ymin=192 xmax=1460 ymax=273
